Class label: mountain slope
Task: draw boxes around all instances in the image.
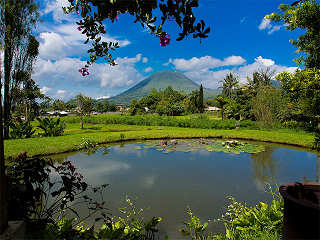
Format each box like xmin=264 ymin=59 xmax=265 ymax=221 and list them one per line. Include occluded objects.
xmin=108 ymin=70 xmax=219 ymax=105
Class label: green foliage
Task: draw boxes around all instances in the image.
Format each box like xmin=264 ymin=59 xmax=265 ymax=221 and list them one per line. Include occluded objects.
xmin=94 ymin=99 xmax=117 ymax=113
xmin=36 ymin=117 xmax=65 ymax=136
xmin=78 ymin=138 xmax=97 ymax=150
xmin=313 ymin=130 xmax=320 ymax=152
xmin=43 ymin=197 xmax=162 ymax=240
xmin=215 ymin=185 xmax=283 ymax=240
xmin=180 ymin=207 xmax=213 ymax=240
xmin=180 ymin=185 xmax=283 ymax=240
xmin=206 ymin=141 xmax=265 ymax=154
xmin=267 ymin=0 xmax=320 ymax=68
xmin=62 ymin=114 xmax=259 ymax=130
xmin=277 ymin=69 xmax=320 ymax=130
xmin=136 ymin=139 xmax=265 ymax=154
xmin=220 ymin=72 xmax=239 ymax=97
xmin=199 ymin=84 xmax=204 ymax=113
xmin=63 ymin=1 xmax=209 ymax=67
xmin=252 ymin=85 xmax=284 ymax=128
xmin=9 ymin=118 xmax=35 ymax=139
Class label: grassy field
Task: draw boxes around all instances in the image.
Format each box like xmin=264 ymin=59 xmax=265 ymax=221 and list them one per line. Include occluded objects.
xmin=5 ymin=122 xmax=315 ymax=158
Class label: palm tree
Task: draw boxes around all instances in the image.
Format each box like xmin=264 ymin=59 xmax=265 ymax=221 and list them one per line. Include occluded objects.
xmin=220 ymin=72 xmax=239 ymax=97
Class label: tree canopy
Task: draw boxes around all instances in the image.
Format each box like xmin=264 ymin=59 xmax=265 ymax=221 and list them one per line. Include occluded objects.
xmin=63 ymin=0 xmax=210 ymax=71
xmin=267 ymin=0 xmax=320 ymax=68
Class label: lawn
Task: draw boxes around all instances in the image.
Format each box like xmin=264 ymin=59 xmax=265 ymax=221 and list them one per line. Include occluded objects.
xmin=5 ymin=122 xmax=315 ymax=158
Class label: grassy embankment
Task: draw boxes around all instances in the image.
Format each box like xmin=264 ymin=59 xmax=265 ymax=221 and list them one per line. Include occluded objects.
xmin=5 ymin=114 xmax=315 ymax=158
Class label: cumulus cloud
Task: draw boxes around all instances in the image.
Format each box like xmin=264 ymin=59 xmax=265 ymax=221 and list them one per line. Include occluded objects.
xmin=168 ymin=55 xmax=297 ymax=89
xmin=170 ymin=55 xmax=246 ymax=71
xmin=96 ymin=96 xmax=111 ymax=100
xmin=142 ymin=57 xmax=148 ymax=63
xmin=258 ymin=18 xmax=272 ymax=30
xmin=33 ymin=54 xmax=144 ymax=98
xmin=40 ymin=86 xmax=52 ymax=94
xmin=41 ymin=0 xmax=72 ymax=23
xmin=258 ymin=17 xmax=283 ymax=34
xmin=143 ymin=67 xmax=153 ymax=73
xmin=38 ymin=24 xmax=130 ymax=60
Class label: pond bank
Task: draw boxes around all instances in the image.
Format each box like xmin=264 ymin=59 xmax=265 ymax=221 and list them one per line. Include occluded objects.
xmin=5 ymin=123 xmax=315 ymax=158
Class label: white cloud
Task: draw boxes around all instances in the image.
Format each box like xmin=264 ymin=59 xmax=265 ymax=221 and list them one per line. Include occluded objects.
xmin=142 ymin=57 xmax=148 ymax=63
xmin=168 ymin=55 xmax=297 ymax=89
xmin=170 ymin=55 xmax=246 ymax=71
xmin=40 ymin=86 xmax=52 ymax=94
xmin=268 ymin=25 xmax=282 ymax=35
xmin=254 ymin=56 xmax=274 ymax=67
xmin=38 ymin=24 xmax=131 ymax=60
xmin=258 ymin=18 xmax=272 ymax=30
xmin=57 ymin=90 xmax=66 ymax=95
xmin=143 ymin=67 xmax=153 ymax=73
xmin=33 ymin=54 xmax=144 ymax=97
xmin=258 ymin=17 xmax=282 ymax=34
xmin=96 ymin=96 xmax=111 ymax=100
xmin=41 ymin=0 xmax=72 ymax=23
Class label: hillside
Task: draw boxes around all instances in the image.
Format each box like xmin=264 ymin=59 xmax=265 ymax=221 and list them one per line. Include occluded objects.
xmin=108 ymin=70 xmax=219 ymax=105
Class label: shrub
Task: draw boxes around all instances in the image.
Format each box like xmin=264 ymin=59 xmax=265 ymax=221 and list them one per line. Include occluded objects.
xmin=9 ymin=118 xmax=35 ymax=139
xmin=37 ymin=117 xmax=66 ymax=136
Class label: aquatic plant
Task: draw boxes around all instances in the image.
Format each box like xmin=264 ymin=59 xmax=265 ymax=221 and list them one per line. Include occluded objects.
xmin=136 ymin=139 xmax=265 ymax=154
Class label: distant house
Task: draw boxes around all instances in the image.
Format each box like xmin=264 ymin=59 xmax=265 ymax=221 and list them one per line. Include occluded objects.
xmin=205 ymin=106 xmax=220 ymax=111
xmin=58 ymin=111 xmax=69 ymax=116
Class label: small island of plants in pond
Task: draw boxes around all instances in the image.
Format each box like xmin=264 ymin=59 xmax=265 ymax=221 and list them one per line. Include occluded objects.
xmin=136 ymin=139 xmax=265 ymax=154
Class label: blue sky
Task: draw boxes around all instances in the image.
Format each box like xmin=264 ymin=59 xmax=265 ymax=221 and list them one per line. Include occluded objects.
xmin=34 ymin=0 xmax=302 ymax=100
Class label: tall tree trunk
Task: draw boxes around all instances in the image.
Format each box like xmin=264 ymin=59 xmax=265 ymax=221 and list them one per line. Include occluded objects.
xmin=0 ymin=52 xmax=8 ymax=234
xmin=3 ymin=4 xmax=13 ymax=140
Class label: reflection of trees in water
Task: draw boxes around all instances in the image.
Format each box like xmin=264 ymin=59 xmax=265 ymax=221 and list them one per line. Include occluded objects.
xmin=317 ymin=153 xmax=319 ymax=183
xmin=250 ymin=146 xmax=277 ymax=189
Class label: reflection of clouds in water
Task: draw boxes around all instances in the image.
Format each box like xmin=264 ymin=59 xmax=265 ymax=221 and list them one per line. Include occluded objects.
xmin=306 ymin=152 xmax=317 ymax=159
xmin=140 ymin=175 xmax=157 ymax=189
xmin=74 ymin=158 xmax=131 ymax=185
xmin=190 ymin=149 xmax=211 ymax=157
xmin=81 ymin=159 xmax=130 ymax=175
xmin=112 ymin=145 xmax=145 ymax=158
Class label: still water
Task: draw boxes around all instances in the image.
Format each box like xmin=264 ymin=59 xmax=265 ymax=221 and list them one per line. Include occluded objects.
xmin=52 ymin=139 xmax=319 ymax=238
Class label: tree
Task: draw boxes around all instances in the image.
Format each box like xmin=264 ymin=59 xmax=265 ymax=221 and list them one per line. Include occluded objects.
xmin=220 ymin=72 xmax=239 ymax=97
xmin=277 ymin=69 xmax=320 ymax=128
xmin=76 ymin=94 xmax=94 ymax=129
xmin=0 ymin=43 xmax=7 ymax=233
xmin=267 ymin=0 xmax=320 ymax=68
xmin=185 ymin=90 xmax=200 ymax=114
xmin=198 ymin=84 xmax=204 ymax=113
xmin=63 ymin=0 xmax=210 ymax=70
xmin=252 ymin=85 xmax=285 ymax=128
xmin=215 ymin=95 xmax=228 ymax=120
xmin=13 ymin=77 xmax=44 ymax=121
xmin=1 ymin=0 xmax=39 ymax=139
xmin=52 ymin=100 xmax=66 ymax=111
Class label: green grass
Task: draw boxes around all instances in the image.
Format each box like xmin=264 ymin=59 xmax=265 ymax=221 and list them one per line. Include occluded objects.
xmin=5 ymin=122 xmax=315 ymax=158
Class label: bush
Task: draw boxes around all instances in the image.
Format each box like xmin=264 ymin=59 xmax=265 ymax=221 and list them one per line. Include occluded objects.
xmin=37 ymin=117 xmax=66 ymax=136
xmin=62 ymin=114 xmax=260 ymax=131
xmin=180 ymin=184 xmax=283 ymax=240
xmin=9 ymin=118 xmax=35 ymax=139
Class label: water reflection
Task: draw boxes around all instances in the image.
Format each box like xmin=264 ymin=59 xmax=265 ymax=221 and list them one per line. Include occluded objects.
xmin=250 ymin=146 xmax=278 ymax=190
xmin=50 ymin=140 xmax=318 ymax=239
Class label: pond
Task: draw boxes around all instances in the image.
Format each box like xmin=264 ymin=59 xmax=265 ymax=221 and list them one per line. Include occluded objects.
xmin=52 ymin=139 xmax=319 ymax=239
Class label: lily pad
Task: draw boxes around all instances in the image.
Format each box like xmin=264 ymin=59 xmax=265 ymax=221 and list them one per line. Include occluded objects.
xmin=136 ymin=139 xmax=265 ymax=154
